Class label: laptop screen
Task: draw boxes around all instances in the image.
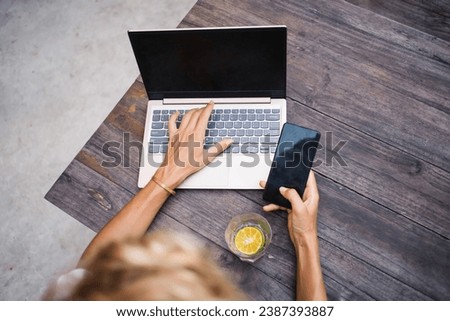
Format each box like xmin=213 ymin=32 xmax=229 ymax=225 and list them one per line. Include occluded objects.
xmin=128 ymin=26 xmax=286 ymax=100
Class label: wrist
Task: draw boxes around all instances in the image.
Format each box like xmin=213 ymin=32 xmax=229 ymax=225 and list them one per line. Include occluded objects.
xmin=293 ymin=231 xmax=319 ymax=251
xmin=154 ymin=165 xmax=186 ymax=189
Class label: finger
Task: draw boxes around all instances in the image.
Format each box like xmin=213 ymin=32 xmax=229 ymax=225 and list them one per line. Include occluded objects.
xmin=206 ymin=138 xmax=233 ymax=163
xmin=263 ymin=203 xmax=282 ymax=212
xmin=168 ymin=111 xmax=180 ymax=136
xmin=198 ymin=101 xmax=214 ymax=126
xmin=303 ymin=171 xmax=319 ymax=201
xmin=185 ymin=107 xmax=203 ymax=131
xmin=259 ymin=180 xmax=266 ymax=188
xmin=178 ymin=108 xmax=195 ymax=130
xmin=279 ymin=186 xmax=304 ymax=205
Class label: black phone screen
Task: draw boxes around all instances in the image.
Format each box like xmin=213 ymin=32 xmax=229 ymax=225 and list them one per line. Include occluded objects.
xmin=262 ymin=123 xmax=321 ymax=209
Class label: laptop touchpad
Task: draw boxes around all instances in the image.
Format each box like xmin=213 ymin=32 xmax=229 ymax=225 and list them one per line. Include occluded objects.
xmin=180 ymin=160 xmax=230 ymax=188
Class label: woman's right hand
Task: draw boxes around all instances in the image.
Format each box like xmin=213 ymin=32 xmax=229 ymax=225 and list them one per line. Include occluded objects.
xmin=259 ymin=171 xmax=320 ymax=246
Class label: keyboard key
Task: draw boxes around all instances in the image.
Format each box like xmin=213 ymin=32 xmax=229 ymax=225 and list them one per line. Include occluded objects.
xmin=160 ymin=145 xmax=168 ymax=153
xmin=255 ymin=129 xmax=263 ymax=136
xmin=207 ymin=122 xmax=215 ymax=129
xmin=232 ymin=109 xmax=239 ymax=114
xmin=209 ymin=129 xmax=218 ymax=136
xmin=257 ymin=114 xmax=265 ymax=121
xmin=216 ymin=122 xmax=224 ymax=129
xmin=241 ymin=143 xmax=259 ymax=154
xmin=232 ymin=137 xmax=241 ymax=143
xmin=266 ymin=114 xmax=280 ymax=121
xmin=239 ymin=109 xmax=247 ymax=113
xmin=261 ymin=122 xmax=269 ymax=129
xmin=264 ymin=109 xmax=271 ymax=113
xmin=241 ymin=137 xmax=250 ymax=144
xmin=272 ymin=109 xmax=280 ymax=113
xmin=260 ymin=145 xmax=270 ymax=153
xmin=150 ymin=137 xmax=168 ymax=144
xmin=268 ymin=129 xmax=280 ymax=136
xmin=205 ymin=137 xmax=214 ymax=144
xmin=239 ymin=114 xmax=247 ymax=121
xmin=250 ymin=137 xmax=259 ymax=144
xmin=225 ymin=122 xmax=234 ymax=129
xmin=148 ymin=144 xmax=160 ymax=153
xmin=243 ymin=122 xmax=251 ymax=129
xmin=150 ymin=130 xmax=166 ymax=137
xmin=224 ymin=109 xmax=231 ymax=114
xmin=269 ymin=122 xmax=280 ymax=129
xmin=246 ymin=129 xmax=254 ymax=136
xmin=261 ymin=136 xmax=279 ymax=144
xmin=216 ymin=109 xmax=223 ymax=114
xmin=219 ymin=129 xmax=227 ymax=136
xmin=221 ymin=114 xmax=230 ymax=121
xmin=169 ymin=110 xmax=176 ymax=114
xmin=252 ymin=122 xmax=260 ymax=129
xmin=230 ymin=114 xmax=238 ymax=121
xmin=153 ymin=110 xmax=161 ymax=114
xmin=213 ymin=114 xmax=221 ymax=121
xmin=256 ymin=109 xmax=263 ymax=113
xmin=228 ymin=129 xmax=236 ymax=136
xmin=248 ymin=114 xmax=256 ymax=121
xmin=152 ymin=115 xmax=161 ymax=121
xmin=234 ymin=122 xmax=243 ymax=129
xmin=162 ymin=110 xmax=169 ymax=114
xmin=161 ymin=115 xmax=169 ymax=121
xmin=151 ymin=122 xmax=164 ymax=129
xmin=237 ymin=129 xmax=245 ymax=136
xmin=231 ymin=145 xmax=240 ymax=153
xmin=248 ymin=109 xmax=255 ymax=113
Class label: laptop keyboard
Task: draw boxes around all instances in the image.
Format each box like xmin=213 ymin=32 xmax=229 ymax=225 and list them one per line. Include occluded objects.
xmin=149 ymin=107 xmax=281 ymax=154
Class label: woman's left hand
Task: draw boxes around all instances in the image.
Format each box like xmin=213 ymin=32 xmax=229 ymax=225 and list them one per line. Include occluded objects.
xmin=154 ymin=101 xmax=233 ymax=188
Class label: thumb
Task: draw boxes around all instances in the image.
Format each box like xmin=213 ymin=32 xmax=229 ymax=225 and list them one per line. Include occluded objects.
xmin=206 ymin=138 xmax=233 ymax=163
xmin=279 ymin=186 xmax=305 ymax=210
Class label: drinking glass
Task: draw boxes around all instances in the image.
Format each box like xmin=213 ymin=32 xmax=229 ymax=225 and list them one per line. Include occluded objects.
xmin=224 ymin=213 xmax=272 ymax=262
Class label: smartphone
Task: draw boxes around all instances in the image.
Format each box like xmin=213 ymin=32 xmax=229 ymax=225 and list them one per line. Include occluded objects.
xmin=262 ymin=123 xmax=321 ymax=209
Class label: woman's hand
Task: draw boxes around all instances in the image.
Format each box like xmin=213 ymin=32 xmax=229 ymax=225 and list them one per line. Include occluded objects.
xmin=154 ymin=102 xmax=233 ymax=188
xmin=259 ymin=171 xmax=320 ymax=246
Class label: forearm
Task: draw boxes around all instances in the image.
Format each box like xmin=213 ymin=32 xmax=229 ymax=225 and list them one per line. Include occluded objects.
xmin=78 ymin=178 xmax=172 ymax=267
xmin=294 ymin=233 xmax=327 ymax=301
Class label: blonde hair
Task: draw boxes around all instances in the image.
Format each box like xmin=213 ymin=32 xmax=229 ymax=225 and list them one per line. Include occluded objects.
xmin=58 ymin=232 xmax=246 ymax=300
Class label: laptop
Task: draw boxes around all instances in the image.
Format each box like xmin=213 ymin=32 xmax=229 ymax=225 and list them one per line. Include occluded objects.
xmin=128 ymin=26 xmax=287 ymax=189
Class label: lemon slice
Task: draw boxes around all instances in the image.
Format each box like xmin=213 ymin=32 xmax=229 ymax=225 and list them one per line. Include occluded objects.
xmin=234 ymin=226 xmax=265 ymax=255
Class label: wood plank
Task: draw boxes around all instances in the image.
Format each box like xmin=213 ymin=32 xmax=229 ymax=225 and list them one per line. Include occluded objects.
xmin=345 ymin=0 xmax=450 ymax=42
xmin=63 ymin=90 xmax=446 ymax=298
xmin=74 ymin=80 xmax=147 ymax=195
xmin=288 ymin=98 xmax=450 ymax=238
xmin=162 ymin=187 xmax=435 ymax=300
xmin=237 ymin=174 xmax=450 ymax=300
xmin=181 ymin=0 xmax=450 ymax=172
xmin=87 ymin=51 xmax=450 ymax=239
xmin=148 ymin=208 xmax=293 ymax=300
xmin=45 ymin=156 xmax=431 ymax=299
xmin=44 ymin=159 xmax=293 ymax=300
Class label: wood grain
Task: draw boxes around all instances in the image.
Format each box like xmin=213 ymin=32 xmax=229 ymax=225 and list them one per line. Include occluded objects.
xmin=45 ymin=0 xmax=450 ymax=300
xmin=345 ymin=0 xmax=450 ymax=42
xmin=181 ymin=0 xmax=450 ymax=172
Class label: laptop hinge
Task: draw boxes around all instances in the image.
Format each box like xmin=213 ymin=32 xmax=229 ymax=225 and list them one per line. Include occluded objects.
xmin=163 ymin=97 xmax=271 ymax=105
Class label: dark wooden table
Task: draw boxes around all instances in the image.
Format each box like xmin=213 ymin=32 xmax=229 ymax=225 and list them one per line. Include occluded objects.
xmin=45 ymin=0 xmax=450 ymax=300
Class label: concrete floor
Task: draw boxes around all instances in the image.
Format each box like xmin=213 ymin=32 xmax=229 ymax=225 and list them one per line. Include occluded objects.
xmin=0 ymin=0 xmax=197 ymax=300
